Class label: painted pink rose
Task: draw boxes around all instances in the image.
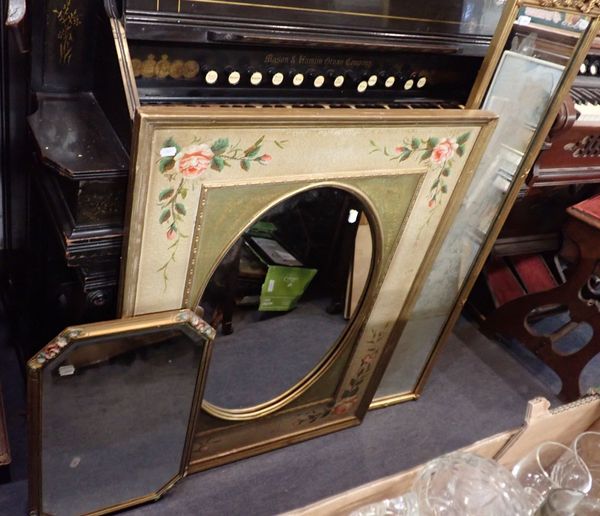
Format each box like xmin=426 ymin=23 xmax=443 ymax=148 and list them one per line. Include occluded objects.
xmin=332 ymin=396 xmax=358 ymax=416
xmin=395 ymin=146 xmax=408 ymax=154
xmin=259 ymin=153 xmax=272 ymax=164
xmin=175 ymin=144 xmax=214 ymax=178
xmin=361 ymin=353 xmax=375 ymax=366
xmin=167 ymin=228 xmax=176 ymax=240
xmin=431 ymin=138 xmax=458 ymax=164
xmin=44 ymin=343 xmax=61 ymax=359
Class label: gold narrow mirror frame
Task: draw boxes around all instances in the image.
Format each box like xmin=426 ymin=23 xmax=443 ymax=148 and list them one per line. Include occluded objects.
xmin=28 ymin=309 xmax=215 ymax=516
xmin=119 ymin=107 xmax=496 ymax=471
xmin=371 ymin=0 xmax=600 ymax=409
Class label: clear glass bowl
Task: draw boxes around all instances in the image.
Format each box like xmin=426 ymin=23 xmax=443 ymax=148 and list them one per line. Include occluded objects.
xmin=512 ymin=441 xmax=592 ymax=510
xmin=572 ymin=432 xmax=600 ymax=498
xmin=350 ymin=492 xmax=419 ymax=516
xmin=413 ymin=451 xmax=531 ymax=515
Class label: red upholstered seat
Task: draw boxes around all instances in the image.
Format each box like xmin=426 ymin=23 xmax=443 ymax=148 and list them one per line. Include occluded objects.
xmin=486 ymin=257 xmax=525 ymax=307
xmin=511 ymin=254 xmax=558 ymax=294
xmin=485 ymin=255 xmax=558 ymax=308
xmin=568 ymin=193 xmax=600 ymax=229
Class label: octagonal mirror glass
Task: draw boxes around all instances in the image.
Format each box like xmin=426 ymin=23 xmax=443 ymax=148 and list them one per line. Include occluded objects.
xmin=28 ymin=310 xmax=214 ymax=516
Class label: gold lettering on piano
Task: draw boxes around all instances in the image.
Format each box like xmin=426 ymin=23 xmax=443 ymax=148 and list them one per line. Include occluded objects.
xmin=540 ymin=0 xmax=600 ymax=14
xmin=264 ymin=54 xmax=291 ymax=65
xmin=345 ymin=58 xmax=373 ymax=68
xmin=52 ymin=0 xmax=81 ymax=65
xmin=263 ymin=53 xmax=371 ymax=69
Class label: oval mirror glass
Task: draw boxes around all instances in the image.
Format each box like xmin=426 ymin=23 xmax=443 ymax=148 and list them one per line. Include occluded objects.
xmin=201 ymin=186 xmax=373 ymax=413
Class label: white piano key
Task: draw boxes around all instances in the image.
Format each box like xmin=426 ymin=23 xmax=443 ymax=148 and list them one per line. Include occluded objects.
xmin=574 ymin=102 xmax=600 ymax=122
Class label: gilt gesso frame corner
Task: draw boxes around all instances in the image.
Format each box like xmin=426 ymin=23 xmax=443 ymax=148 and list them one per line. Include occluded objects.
xmin=120 ymin=107 xmax=496 ymax=469
xmin=28 ymin=309 xmax=215 ymax=516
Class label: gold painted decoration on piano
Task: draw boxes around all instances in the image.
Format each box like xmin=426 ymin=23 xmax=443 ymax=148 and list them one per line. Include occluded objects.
xmin=51 ymin=0 xmax=81 ymax=64
xmin=131 ymin=53 xmax=201 ymax=80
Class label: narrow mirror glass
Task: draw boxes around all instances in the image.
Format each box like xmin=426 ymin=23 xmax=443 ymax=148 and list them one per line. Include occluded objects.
xmin=201 ymin=186 xmax=373 ymax=412
xmin=375 ymin=8 xmax=590 ymax=402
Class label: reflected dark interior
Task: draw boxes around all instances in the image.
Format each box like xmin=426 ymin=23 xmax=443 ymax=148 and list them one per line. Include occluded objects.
xmin=127 ymin=0 xmax=504 ymax=38
xmin=201 ymin=187 xmax=373 ymax=410
xmin=41 ymin=327 xmax=206 ymax=516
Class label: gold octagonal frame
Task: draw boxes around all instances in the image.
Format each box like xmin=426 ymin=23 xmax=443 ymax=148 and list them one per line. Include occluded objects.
xmin=27 ymin=309 xmax=215 ymax=516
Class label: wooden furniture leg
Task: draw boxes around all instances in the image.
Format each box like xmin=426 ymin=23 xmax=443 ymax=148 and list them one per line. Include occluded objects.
xmin=485 ymin=216 xmax=600 ymax=401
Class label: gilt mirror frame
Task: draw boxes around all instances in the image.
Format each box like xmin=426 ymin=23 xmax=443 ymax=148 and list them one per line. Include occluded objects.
xmin=370 ymin=0 xmax=600 ymax=409
xmin=27 ymin=309 xmax=215 ymax=516
xmin=119 ymin=107 xmax=496 ymax=471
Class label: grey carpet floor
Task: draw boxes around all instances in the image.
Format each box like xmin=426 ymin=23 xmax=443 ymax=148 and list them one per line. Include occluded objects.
xmin=0 ymin=317 xmax=561 ymax=515
xmin=204 ymin=301 xmax=347 ymax=408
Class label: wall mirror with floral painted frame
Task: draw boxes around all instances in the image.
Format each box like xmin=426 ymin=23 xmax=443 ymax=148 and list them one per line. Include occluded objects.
xmin=371 ymin=0 xmax=600 ymax=408
xmin=120 ymin=106 xmax=496 ymax=472
xmin=27 ymin=309 xmax=215 ymax=516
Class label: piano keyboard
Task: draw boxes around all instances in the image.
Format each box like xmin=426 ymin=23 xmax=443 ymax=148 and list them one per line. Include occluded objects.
xmin=571 ymin=87 xmax=600 ymax=122
xmin=139 ymin=100 xmax=463 ymax=110
xmin=531 ymin=81 xmax=600 ymax=183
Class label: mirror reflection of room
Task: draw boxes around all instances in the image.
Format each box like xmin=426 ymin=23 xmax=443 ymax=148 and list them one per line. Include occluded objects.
xmin=201 ymin=186 xmax=373 ymax=410
xmin=40 ymin=327 xmax=208 ymax=516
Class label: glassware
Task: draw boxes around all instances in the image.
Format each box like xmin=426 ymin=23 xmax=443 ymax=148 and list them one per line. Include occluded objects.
xmin=572 ymin=432 xmax=600 ymax=498
xmin=413 ymin=451 xmax=530 ymax=515
xmin=573 ymin=496 xmax=600 ymax=515
xmin=350 ymin=492 xmax=419 ymax=516
xmin=535 ymin=488 xmax=585 ymax=515
xmin=512 ymin=442 xmax=592 ymax=510
xmin=536 ymin=489 xmax=600 ymax=516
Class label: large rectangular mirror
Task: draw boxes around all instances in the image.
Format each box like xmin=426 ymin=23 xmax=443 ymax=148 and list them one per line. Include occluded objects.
xmin=28 ymin=310 xmax=215 ymax=515
xmin=373 ymin=0 xmax=600 ymax=408
xmin=120 ymin=107 xmax=497 ymax=471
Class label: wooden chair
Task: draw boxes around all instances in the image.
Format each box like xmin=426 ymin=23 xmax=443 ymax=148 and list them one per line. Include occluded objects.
xmin=484 ymin=194 xmax=600 ymax=401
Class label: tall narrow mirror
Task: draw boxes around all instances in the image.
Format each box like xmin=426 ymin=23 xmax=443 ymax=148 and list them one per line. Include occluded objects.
xmin=373 ymin=3 xmax=596 ymax=407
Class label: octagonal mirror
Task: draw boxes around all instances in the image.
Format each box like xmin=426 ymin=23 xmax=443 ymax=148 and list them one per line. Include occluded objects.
xmin=28 ymin=309 xmax=214 ymax=516
xmin=200 ymin=186 xmax=373 ymax=416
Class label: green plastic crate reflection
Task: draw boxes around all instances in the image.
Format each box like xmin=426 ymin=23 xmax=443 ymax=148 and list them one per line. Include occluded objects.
xmin=259 ymin=266 xmax=318 ymax=312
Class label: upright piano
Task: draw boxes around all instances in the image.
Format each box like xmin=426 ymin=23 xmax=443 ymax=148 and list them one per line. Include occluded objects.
xmin=21 ymin=0 xmax=507 ymax=352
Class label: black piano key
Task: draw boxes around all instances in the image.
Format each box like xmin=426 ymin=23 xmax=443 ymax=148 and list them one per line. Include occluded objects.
xmin=585 ymin=93 xmax=599 ymax=105
xmin=571 ymin=90 xmax=585 ymax=103
xmin=580 ymin=90 xmax=597 ymax=104
xmin=588 ymin=89 xmax=600 ymax=103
